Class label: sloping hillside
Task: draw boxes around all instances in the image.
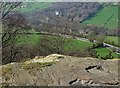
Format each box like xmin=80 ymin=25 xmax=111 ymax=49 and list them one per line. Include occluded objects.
xmin=82 ymin=6 xmax=118 ymax=29
xmin=14 ymin=2 xmax=52 ymax=12
xmin=1 ymin=54 xmax=119 ymax=87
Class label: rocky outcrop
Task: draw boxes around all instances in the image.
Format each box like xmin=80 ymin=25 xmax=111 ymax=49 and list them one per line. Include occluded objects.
xmin=0 ymin=54 xmax=119 ymax=87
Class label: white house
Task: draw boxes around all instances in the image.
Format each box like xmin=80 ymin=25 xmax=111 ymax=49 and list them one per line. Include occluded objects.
xmin=55 ymin=11 xmax=60 ymax=16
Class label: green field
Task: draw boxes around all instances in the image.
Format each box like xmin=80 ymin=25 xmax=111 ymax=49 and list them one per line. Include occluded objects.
xmin=95 ymin=47 xmax=119 ymax=59
xmin=14 ymin=2 xmax=51 ymax=12
xmin=16 ymin=34 xmax=93 ymax=50
xmin=106 ymin=36 xmax=119 ymax=46
xmin=82 ymin=6 xmax=118 ymax=29
xmin=16 ymin=34 xmax=120 ymax=59
xmin=16 ymin=34 xmax=41 ymax=45
xmin=64 ymin=38 xmax=93 ymax=51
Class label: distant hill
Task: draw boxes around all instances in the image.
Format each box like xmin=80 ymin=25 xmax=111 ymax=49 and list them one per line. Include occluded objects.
xmin=19 ymin=2 xmax=102 ymax=27
xmin=13 ymin=2 xmax=118 ymax=30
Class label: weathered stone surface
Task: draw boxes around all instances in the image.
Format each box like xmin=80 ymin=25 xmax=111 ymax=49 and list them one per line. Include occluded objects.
xmin=0 ymin=54 xmax=119 ymax=87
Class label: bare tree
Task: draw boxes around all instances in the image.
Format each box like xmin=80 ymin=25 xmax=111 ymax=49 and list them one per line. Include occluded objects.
xmin=2 ymin=13 xmax=31 ymax=64
xmin=37 ymin=35 xmax=67 ymax=56
xmin=1 ymin=2 xmax=32 ymax=64
xmin=1 ymin=2 xmax=21 ymax=19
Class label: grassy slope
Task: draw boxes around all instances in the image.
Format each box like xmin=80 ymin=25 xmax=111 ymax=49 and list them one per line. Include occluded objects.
xmin=64 ymin=38 xmax=93 ymax=51
xmin=12 ymin=3 xmax=119 ymax=59
xmin=106 ymin=36 xmax=119 ymax=46
xmin=14 ymin=2 xmax=51 ymax=12
xmin=95 ymin=48 xmax=119 ymax=59
xmin=82 ymin=5 xmax=119 ymax=58
xmin=16 ymin=34 xmax=41 ymax=45
xmin=16 ymin=34 xmax=93 ymax=50
xmin=83 ymin=6 xmax=118 ymax=29
xmin=16 ymin=34 xmax=120 ymax=59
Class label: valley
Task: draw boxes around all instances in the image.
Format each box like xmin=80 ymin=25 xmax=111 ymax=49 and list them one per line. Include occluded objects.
xmin=4 ymin=2 xmax=119 ymax=61
xmin=1 ymin=2 xmax=120 ymax=87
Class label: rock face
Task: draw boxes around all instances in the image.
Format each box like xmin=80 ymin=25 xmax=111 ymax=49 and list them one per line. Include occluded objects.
xmin=0 ymin=54 xmax=119 ymax=87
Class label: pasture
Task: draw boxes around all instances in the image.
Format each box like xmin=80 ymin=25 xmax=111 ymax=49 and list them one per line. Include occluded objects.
xmin=16 ymin=34 xmax=120 ymax=59
xmin=16 ymin=34 xmax=93 ymax=50
xmin=64 ymin=38 xmax=93 ymax=51
xmin=106 ymin=36 xmax=119 ymax=46
xmin=14 ymin=2 xmax=51 ymax=12
xmin=82 ymin=6 xmax=118 ymax=29
xmin=95 ymin=47 xmax=119 ymax=59
xmin=16 ymin=34 xmax=41 ymax=45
